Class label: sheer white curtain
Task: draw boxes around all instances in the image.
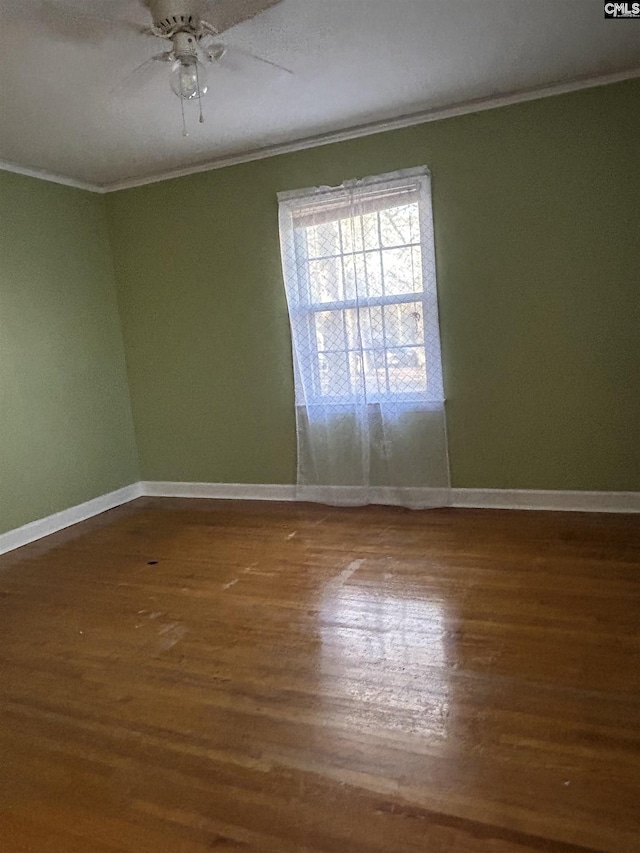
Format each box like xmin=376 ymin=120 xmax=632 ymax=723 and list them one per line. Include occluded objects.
xmin=278 ymin=167 xmax=450 ymax=508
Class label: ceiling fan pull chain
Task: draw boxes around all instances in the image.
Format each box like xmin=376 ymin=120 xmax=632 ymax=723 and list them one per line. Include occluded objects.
xmin=180 ymin=95 xmax=188 ymax=137
xmin=196 ymin=64 xmax=205 ymax=124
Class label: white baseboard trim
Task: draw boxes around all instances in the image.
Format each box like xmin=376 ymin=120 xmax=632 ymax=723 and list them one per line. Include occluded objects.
xmin=142 ymin=481 xmax=297 ymax=501
xmin=0 ymin=483 xmax=143 ymax=557
xmin=142 ymin=481 xmax=450 ymax=507
xmin=1 ymin=482 xmax=637 ymax=557
xmin=143 ymin=482 xmax=640 ymax=513
xmin=451 ymin=488 xmax=640 ymax=513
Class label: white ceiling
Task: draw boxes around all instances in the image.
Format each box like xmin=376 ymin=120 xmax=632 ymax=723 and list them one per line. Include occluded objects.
xmin=1 ymin=0 xmax=639 ymax=190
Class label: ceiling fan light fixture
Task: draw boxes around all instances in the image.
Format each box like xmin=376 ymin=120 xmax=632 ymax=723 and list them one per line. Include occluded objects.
xmin=169 ymin=55 xmax=208 ymax=100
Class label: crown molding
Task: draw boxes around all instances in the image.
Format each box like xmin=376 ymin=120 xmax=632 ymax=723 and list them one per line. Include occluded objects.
xmin=0 ymin=158 xmax=103 ymax=193
xmin=1 ymin=67 xmax=639 ymax=195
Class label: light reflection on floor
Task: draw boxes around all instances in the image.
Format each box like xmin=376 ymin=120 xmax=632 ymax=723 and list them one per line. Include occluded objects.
xmin=320 ymin=565 xmax=452 ymax=741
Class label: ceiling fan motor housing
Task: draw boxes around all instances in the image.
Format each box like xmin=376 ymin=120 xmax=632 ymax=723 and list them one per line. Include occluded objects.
xmin=144 ymin=0 xmax=206 ymax=35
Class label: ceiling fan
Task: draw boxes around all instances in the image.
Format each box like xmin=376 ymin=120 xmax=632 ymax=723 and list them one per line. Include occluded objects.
xmin=7 ymin=0 xmax=290 ymax=135
xmin=129 ymin=0 xmax=292 ymax=134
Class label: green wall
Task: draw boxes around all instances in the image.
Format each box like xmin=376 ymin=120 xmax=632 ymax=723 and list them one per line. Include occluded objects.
xmin=106 ymin=80 xmax=640 ymax=492
xmin=3 ymin=81 xmax=636 ymax=540
xmin=0 ymin=172 xmax=139 ymax=535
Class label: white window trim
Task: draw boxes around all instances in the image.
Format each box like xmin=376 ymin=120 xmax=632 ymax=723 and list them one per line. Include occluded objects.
xmin=278 ymin=167 xmax=445 ymax=407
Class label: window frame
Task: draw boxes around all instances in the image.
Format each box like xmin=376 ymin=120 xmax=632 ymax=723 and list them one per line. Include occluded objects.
xmin=278 ymin=167 xmax=444 ymax=408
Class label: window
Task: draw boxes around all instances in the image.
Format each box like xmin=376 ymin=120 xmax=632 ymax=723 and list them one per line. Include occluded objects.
xmin=278 ymin=168 xmax=444 ymax=406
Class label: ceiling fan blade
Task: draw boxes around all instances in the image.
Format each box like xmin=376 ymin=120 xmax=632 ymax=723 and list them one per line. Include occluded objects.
xmin=0 ymin=0 xmax=149 ymax=44
xmin=110 ymin=51 xmax=173 ymax=96
xmin=204 ymin=41 xmax=293 ymax=75
xmin=201 ymin=0 xmax=282 ymax=35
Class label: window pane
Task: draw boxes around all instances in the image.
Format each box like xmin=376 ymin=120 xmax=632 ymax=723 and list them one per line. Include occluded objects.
xmin=347 ymin=305 xmax=384 ymax=350
xmin=340 ymin=251 xmax=385 ymax=300
xmin=362 ymin=349 xmax=387 ymax=395
xmin=367 ymin=305 xmax=385 ymax=349
xmin=309 ymin=256 xmax=343 ymax=303
xmin=379 ymin=203 xmax=420 ymax=247
xmin=383 ymin=301 xmax=425 ymax=347
xmin=342 ymin=252 xmax=365 ymax=301
xmin=315 ymin=310 xmax=346 ymax=352
xmin=318 ymin=351 xmax=350 ymax=397
xmin=344 ymin=308 xmax=359 ymax=350
xmin=386 ymin=347 xmax=427 ymax=394
xmin=306 ymin=220 xmax=341 ymax=259
xmin=360 ymin=212 xmax=380 ymax=251
xmin=340 ymin=218 xmax=363 ymax=254
xmin=348 ymin=351 xmax=365 ymax=395
xmin=381 ymin=245 xmax=423 ymax=296
xmin=364 ymin=250 xmax=384 ymax=298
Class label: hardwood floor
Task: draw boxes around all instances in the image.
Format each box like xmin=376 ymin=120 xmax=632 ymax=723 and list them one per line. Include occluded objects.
xmin=0 ymin=498 xmax=638 ymax=852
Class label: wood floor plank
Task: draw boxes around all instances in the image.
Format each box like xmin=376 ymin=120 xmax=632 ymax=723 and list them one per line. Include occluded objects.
xmin=0 ymin=499 xmax=638 ymax=851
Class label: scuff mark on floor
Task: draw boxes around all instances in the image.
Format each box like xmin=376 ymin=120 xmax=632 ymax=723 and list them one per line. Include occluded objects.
xmin=242 ymin=567 xmax=275 ymax=577
xmin=222 ymin=578 xmax=239 ymax=590
xmin=325 ymin=558 xmax=366 ymax=594
xmin=157 ymin=622 xmax=187 ymax=652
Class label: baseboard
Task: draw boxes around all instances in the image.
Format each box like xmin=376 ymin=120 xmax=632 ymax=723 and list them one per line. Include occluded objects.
xmin=1 ymin=481 xmax=637 ymax=558
xmin=452 ymin=489 xmax=640 ymax=513
xmin=0 ymin=483 xmax=143 ymax=557
xmin=142 ymin=481 xmax=298 ymax=501
xmin=142 ymin=481 xmax=450 ymax=506
xmin=143 ymin=481 xmax=640 ymax=513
